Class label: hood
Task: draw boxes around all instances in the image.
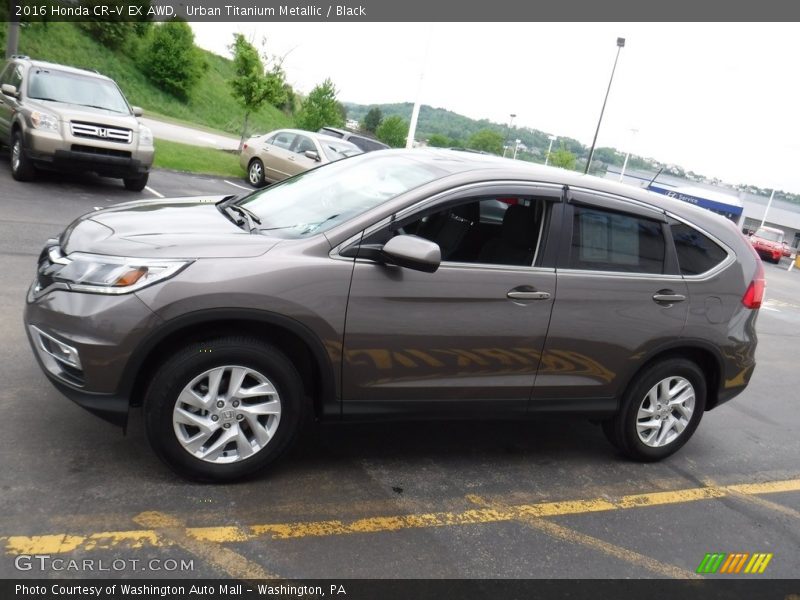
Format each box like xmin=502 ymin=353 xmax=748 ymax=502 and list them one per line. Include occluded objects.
xmin=30 ymin=99 xmax=140 ymax=128
xmin=61 ymin=196 xmax=280 ymax=259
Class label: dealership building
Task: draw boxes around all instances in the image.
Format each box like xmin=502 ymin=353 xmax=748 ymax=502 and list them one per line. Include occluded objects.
xmin=605 ymin=167 xmax=800 ymax=249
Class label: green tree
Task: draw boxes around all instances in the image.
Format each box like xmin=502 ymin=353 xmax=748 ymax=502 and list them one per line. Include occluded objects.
xmin=376 ymin=115 xmax=408 ymax=148
xmin=229 ymin=33 xmax=287 ymax=151
xmin=295 ymin=78 xmax=345 ymax=132
xmin=547 ymin=143 xmax=577 ymax=170
xmin=466 ymin=129 xmax=503 ymax=155
xmin=142 ymin=20 xmax=205 ymax=100
xmin=363 ymin=107 xmax=383 ymax=133
xmin=427 ymin=134 xmax=451 ymax=148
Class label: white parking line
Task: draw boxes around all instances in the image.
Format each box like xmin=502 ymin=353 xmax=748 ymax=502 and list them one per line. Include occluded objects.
xmin=144 ymin=185 xmax=165 ymax=198
xmin=224 ymin=180 xmax=250 ymax=191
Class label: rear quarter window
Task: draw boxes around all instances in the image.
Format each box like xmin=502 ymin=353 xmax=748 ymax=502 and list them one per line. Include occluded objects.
xmin=670 ymin=221 xmax=728 ymax=275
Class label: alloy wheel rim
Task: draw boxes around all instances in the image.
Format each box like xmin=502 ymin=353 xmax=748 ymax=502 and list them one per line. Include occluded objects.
xmin=249 ymin=162 xmax=262 ymax=185
xmin=173 ymin=365 xmax=281 ymax=464
xmin=11 ymin=140 xmax=21 ymax=172
xmin=636 ymin=376 xmax=695 ymax=448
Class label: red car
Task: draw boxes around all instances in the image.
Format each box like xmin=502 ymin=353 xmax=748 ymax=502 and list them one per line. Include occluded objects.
xmin=749 ymin=226 xmax=785 ymax=263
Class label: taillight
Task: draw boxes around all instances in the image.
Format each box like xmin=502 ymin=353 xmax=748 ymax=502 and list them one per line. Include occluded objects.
xmin=243 ymin=143 xmax=248 ymax=150
xmin=742 ymin=260 xmax=765 ymax=309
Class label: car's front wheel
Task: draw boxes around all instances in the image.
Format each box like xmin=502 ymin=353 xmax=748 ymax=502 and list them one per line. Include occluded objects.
xmin=143 ymin=337 xmax=305 ymax=481
xmin=602 ymin=358 xmax=706 ymax=461
xmin=248 ymin=158 xmax=266 ymax=188
xmin=10 ymin=131 xmax=35 ymax=181
xmin=123 ymin=172 xmax=149 ymax=192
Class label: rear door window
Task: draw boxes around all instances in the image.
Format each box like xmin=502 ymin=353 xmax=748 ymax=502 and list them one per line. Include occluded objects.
xmin=569 ymin=205 xmax=665 ymax=274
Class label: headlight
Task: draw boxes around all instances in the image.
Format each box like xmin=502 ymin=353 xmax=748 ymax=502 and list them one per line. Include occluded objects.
xmin=30 ymin=110 xmax=59 ymax=132
xmin=52 ymin=252 xmax=191 ymax=294
xmin=139 ymin=125 xmax=153 ymax=146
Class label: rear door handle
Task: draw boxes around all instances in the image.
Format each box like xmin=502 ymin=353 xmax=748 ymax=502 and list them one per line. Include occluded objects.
xmin=652 ymin=291 xmax=686 ymax=304
xmin=507 ymin=290 xmax=551 ymax=300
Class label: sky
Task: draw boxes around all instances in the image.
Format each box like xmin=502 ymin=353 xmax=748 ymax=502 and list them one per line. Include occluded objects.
xmin=191 ymin=22 xmax=800 ymax=195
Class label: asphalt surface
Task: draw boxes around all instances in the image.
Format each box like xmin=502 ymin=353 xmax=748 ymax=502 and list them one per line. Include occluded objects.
xmin=0 ymin=158 xmax=798 ymax=582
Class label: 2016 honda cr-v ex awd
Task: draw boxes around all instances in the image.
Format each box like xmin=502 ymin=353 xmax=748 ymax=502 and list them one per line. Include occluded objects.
xmin=24 ymin=150 xmax=761 ymax=481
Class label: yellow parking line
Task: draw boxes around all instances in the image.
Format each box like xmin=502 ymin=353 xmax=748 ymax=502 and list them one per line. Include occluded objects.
xmin=468 ymin=495 xmax=700 ymax=579
xmin=133 ymin=511 xmax=277 ymax=580
xmin=3 ymin=477 xmax=799 ymax=555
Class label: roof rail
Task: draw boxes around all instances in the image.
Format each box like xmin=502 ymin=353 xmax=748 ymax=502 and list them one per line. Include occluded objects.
xmin=10 ymin=54 xmax=30 ymax=60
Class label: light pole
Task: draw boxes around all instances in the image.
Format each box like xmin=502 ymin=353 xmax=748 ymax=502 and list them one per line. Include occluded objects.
xmin=618 ymin=127 xmax=638 ymax=182
xmin=513 ymin=139 xmax=521 ymax=160
xmin=584 ymin=37 xmax=626 ymax=174
xmin=760 ymin=189 xmax=776 ymax=228
xmin=544 ymin=135 xmax=557 ymax=166
xmin=502 ymin=113 xmax=516 ymax=157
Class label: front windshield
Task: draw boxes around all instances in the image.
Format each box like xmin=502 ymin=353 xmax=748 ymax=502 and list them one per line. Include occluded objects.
xmin=238 ymin=153 xmax=445 ymax=238
xmin=27 ymin=69 xmax=131 ymax=114
xmin=755 ymin=228 xmax=783 ymax=243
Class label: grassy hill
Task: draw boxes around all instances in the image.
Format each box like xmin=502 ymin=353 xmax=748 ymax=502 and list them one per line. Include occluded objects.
xmin=2 ymin=22 xmax=292 ymax=136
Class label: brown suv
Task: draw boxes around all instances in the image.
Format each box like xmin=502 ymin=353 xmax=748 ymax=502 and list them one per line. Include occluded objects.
xmin=0 ymin=56 xmax=154 ymax=190
xmin=24 ymin=150 xmax=761 ymax=481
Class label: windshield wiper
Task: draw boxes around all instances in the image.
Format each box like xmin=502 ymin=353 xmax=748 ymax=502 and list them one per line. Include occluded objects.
xmin=29 ymin=96 xmax=61 ymax=102
xmin=75 ymin=103 xmax=126 ymax=113
xmin=224 ymin=204 xmax=262 ymax=233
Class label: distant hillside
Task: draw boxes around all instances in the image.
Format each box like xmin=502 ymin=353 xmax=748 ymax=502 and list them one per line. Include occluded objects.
xmin=345 ymin=101 xmax=800 ymax=205
xmin=2 ymin=22 xmax=293 ymax=136
xmin=345 ymin=102 xmax=590 ymax=158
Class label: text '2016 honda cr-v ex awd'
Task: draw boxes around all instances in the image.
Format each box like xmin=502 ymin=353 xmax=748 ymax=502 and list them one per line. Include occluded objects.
xmin=24 ymin=150 xmax=762 ymax=481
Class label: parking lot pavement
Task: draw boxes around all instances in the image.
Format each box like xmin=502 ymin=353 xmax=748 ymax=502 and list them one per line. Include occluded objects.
xmin=0 ymin=162 xmax=798 ymax=580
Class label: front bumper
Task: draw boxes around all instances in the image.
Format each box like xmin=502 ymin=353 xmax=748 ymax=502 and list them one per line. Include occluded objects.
xmin=24 ymin=285 xmax=163 ymax=427
xmin=24 ymin=127 xmax=153 ymax=178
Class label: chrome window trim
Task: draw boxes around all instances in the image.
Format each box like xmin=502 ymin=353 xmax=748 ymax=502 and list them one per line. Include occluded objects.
xmin=568 ymin=185 xmax=667 ymax=220
xmin=556 ymin=269 xmax=684 ymax=282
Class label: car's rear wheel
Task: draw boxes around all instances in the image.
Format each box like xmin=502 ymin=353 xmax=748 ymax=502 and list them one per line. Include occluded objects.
xmin=123 ymin=173 xmax=149 ymax=192
xmin=10 ymin=131 xmax=35 ymax=181
xmin=248 ymin=158 xmax=266 ymax=188
xmin=143 ymin=337 xmax=305 ymax=481
xmin=602 ymin=358 xmax=706 ymax=461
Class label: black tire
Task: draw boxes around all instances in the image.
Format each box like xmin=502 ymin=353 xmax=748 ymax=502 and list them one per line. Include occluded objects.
xmin=10 ymin=131 xmax=35 ymax=181
xmin=247 ymin=158 xmax=266 ymax=188
xmin=123 ymin=172 xmax=149 ymax=192
xmin=602 ymin=358 xmax=706 ymax=462
xmin=143 ymin=337 xmax=306 ymax=481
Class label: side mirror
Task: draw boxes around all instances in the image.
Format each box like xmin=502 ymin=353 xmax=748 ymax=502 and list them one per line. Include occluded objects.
xmin=304 ymin=150 xmax=321 ymax=162
xmin=132 ymin=106 xmax=144 ymax=117
xmin=382 ymin=235 xmax=441 ymax=273
xmin=2 ymin=83 xmax=18 ymax=98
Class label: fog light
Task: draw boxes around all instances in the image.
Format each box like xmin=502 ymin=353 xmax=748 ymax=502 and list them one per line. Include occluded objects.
xmin=33 ymin=327 xmax=82 ymax=370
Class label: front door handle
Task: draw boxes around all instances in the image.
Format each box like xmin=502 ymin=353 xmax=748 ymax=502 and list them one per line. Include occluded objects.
xmin=507 ymin=290 xmax=551 ymax=300
xmin=652 ymin=290 xmax=686 ymax=304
